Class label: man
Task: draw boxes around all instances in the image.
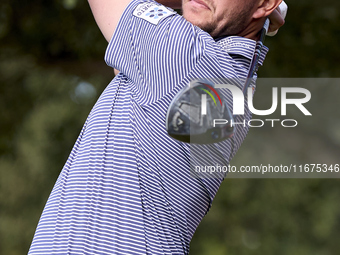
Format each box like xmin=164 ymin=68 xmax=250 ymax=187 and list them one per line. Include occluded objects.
xmin=29 ymin=0 xmax=285 ymax=254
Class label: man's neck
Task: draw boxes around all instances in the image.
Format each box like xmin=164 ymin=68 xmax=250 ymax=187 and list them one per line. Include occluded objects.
xmin=233 ymin=17 xmax=267 ymax=41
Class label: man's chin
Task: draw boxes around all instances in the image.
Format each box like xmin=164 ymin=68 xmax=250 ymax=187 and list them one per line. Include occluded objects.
xmin=184 ymin=17 xmax=214 ymax=35
xmin=183 ymin=2 xmax=210 ymax=19
xmin=183 ymin=8 xmax=213 ymax=32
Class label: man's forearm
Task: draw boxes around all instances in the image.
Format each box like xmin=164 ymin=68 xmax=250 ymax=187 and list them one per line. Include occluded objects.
xmin=155 ymin=0 xmax=182 ymax=9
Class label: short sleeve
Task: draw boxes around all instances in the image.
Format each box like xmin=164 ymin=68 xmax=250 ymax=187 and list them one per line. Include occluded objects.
xmin=104 ymin=0 xmax=215 ymax=103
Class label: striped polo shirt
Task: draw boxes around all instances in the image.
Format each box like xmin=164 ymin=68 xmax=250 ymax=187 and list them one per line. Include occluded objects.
xmin=29 ymin=0 xmax=268 ymax=254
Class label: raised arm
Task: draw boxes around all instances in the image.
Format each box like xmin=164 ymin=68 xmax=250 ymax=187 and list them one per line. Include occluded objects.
xmin=87 ymin=0 xmax=131 ymax=42
xmin=88 ymin=0 xmax=181 ymax=42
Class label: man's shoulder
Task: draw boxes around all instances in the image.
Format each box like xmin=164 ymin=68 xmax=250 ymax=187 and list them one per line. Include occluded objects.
xmin=131 ymin=1 xmax=177 ymax=26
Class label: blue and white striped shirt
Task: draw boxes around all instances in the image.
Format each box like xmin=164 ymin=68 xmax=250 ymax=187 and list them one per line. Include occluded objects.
xmin=29 ymin=0 xmax=268 ymax=254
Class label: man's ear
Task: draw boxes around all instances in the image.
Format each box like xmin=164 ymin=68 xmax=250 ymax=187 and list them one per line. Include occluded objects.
xmin=252 ymin=0 xmax=282 ymax=19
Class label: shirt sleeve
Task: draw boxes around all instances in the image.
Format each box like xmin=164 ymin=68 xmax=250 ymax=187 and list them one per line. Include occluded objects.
xmin=104 ymin=0 xmax=214 ymax=102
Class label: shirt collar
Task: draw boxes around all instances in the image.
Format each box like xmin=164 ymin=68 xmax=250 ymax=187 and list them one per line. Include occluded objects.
xmin=215 ymin=36 xmax=269 ymax=66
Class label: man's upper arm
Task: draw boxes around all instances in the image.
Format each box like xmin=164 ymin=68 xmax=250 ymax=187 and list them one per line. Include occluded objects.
xmin=88 ymin=0 xmax=131 ymax=42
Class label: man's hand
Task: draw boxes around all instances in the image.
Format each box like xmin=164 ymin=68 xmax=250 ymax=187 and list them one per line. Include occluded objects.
xmin=267 ymin=1 xmax=288 ymax=36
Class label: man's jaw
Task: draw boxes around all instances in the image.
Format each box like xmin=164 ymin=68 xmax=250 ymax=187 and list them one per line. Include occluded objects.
xmin=182 ymin=0 xmax=216 ymax=36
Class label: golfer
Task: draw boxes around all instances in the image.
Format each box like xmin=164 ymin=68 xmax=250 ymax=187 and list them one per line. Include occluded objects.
xmin=29 ymin=0 xmax=286 ymax=254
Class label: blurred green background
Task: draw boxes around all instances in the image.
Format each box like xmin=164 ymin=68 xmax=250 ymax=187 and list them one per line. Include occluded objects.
xmin=0 ymin=0 xmax=339 ymax=254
